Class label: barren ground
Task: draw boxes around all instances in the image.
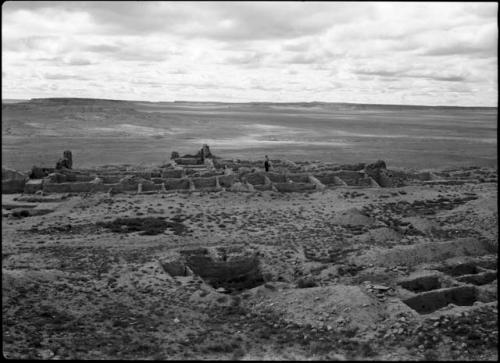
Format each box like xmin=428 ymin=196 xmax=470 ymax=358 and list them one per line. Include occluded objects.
xmin=2 ymin=166 xmax=498 ymax=360
xmin=2 ymin=99 xmax=498 ymax=360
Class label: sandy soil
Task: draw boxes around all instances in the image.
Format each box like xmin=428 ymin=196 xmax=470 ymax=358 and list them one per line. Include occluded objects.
xmin=2 ymin=165 xmax=497 ymax=360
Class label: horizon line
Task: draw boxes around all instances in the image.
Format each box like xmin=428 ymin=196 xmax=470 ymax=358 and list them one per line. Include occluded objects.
xmin=2 ymin=97 xmax=497 ymax=109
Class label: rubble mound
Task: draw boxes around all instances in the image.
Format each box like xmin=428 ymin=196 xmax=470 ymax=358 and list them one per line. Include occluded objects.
xmin=332 ymin=208 xmax=375 ymax=226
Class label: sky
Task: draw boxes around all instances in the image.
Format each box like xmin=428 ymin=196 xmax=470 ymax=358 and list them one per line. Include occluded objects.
xmin=2 ymin=1 xmax=498 ymax=106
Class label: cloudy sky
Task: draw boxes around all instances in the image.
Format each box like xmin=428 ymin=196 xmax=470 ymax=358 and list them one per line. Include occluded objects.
xmin=2 ymin=1 xmax=498 ymax=106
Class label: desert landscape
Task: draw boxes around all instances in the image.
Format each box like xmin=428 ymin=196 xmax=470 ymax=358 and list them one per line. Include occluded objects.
xmin=2 ymin=98 xmax=498 ymax=360
xmin=2 ymin=98 xmax=497 ymax=171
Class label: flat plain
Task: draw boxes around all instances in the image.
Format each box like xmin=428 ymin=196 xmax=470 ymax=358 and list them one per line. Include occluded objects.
xmin=2 ymin=98 xmax=497 ymax=171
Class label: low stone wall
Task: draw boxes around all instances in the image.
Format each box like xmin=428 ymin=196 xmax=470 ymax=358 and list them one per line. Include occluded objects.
xmin=335 ymin=163 xmax=366 ymax=171
xmin=161 ymin=169 xmax=184 ymax=178
xmin=266 ymin=172 xmax=287 ymax=183
xmin=24 ymin=179 xmax=43 ymax=194
xmin=42 ymin=182 xmax=102 ymax=193
xmin=254 ymin=184 xmax=273 ymax=191
xmin=196 ymin=171 xmax=222 ymax=178
xmin=151 ymin=177 xmax=163 ymax=184
xmin=53 ymin=174 xmax=95 ymax=183
xmin=100 ymin=175 xmax=121 ymax=184
xmin=287 ymin=173 xmax=310 ymax=183
xmin=313 ymin=171 xmax=365 ymax=186
xmin=244 ymin=172 xmax=266 ymax=185
xmin=2 ymin=179 xmax=26 ymax=194
xmin=407 ymin=171 xmax=434 ymax=181
xmin=140 ymin=182 xmax=158 ymax=192
xmin=378 ymin=169 xmax=408 ymax=187
xmin=2 ymin=168 xmax=28 ymax=181
xmin=218 ymin=175 xmax=235 ymax=188
xmin=357 ymin=176 xmax=380 ymax=187
xmin=175 ymin=158 xmax=201 ymax=165
xmin=164 ymin=178 xmax=190 ymax=190
xmin=192 ymin=176 xmax=217 ymax=189
xmin=275 ymin=182 xmax=316 ymax=192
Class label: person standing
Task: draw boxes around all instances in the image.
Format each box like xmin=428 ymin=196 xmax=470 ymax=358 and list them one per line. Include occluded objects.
xmin=264 ymin=155 xmax=271 ymax=172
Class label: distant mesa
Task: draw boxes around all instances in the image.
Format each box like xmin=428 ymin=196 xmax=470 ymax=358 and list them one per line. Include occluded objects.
xmin=2 ymin=97 xmax=496 ymax=110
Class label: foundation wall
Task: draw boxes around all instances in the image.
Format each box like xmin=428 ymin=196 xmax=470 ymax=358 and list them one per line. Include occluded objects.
xmin=192 ymin=176 xmax=217 ymax=189
xmin=100 ymin=176 xmax=121 ymax=184
xmin=161 ymin=169 xmax=184 ymax=179
xmin=24 ymin=180 xmax=43 ymax=194
xmin=266 ymin=172 xmax=287 ymax=183
xmin=140 ymin=183 xmax=158 ymax=192
xmin=275 ymin=182 xmax=316 ymax=192
xmin=313 ymin=171 xmax=365 ymax=185
xmin=287 ymin=173 xmax=311 ymax=183
xmin=403 ymin=286 xmax=477 ymax=314
xmin=175 ymin=158 xmax=201 ymax=165
xmin=164 ymin=178 xmax=190 ymax=190
xmin=43 ymin=182 xmax=95 ymax=193
xmin=2 ymin=179 xmax=27 ymax=193
xmin=254 ymin=184 xmax=273 ymax=191
xmin=218 ymin=175 xmax=235 ymax=188
xmin=245 ymin=172 xmax=266 ymax=185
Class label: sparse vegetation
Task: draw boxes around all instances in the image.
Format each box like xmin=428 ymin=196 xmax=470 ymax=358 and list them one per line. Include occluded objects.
xmin=97 ymin=217 xmax=187 ymax=235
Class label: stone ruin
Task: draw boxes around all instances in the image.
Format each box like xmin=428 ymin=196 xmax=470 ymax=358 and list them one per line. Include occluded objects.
xmin=55 ymin=150 xmax=73 ymax=170
xmin=170 ymin=144 xmax=215 ymax=166
xmin=1 ymin=146 xmax=497 ymax=195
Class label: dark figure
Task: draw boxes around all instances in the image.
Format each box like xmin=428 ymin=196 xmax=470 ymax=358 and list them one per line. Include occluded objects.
xmin=264 ymin=155 xmax=271 ymax=172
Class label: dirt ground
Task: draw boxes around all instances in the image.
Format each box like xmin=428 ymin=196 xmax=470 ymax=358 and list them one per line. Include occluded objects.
xmin=2 ymin=165 xmax=498 ymax=360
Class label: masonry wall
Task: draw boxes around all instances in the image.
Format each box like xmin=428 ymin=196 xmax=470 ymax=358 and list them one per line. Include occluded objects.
xmin=218 ymin=175 xmax=235 ymax=188
xmin=2 ymin=179 xmax=26 ymax=193
xmin=161 ymin=169 xmax=184 ymax=179
xmin=287 ymin=173 xmax=310 ymax=183
xmin=245 ymin=172 xmax=266 ymax=185
xmin=164 ymin=178 xmax=190 ymax=190
xmin=192 ymin=176 xmax=217 ymax=189
xmin=266 ymin=172 xmax=287 ymax=183
xmin=313 ymin=171 xmax=366 ymax=186
xmin=275 ymin=182 xmax=316 ymax=192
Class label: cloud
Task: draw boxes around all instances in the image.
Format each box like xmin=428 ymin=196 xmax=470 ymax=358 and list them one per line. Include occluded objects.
xmin=65 ymin=57 xmax=93 ymax=66
xmin=224 ymin=51 xmax=265 ymax=66
xmin=3 ymin=2 xmax=375 ymax=41
xmin=355 ymin=69 xmax=405 ymax=78
xmin=84 ymin=44 xmax=122 ymax=53
xmin=44 ymin=73 xmax=89 ymax=80
xmin=1 ymin=2 xmax=497 ymax=106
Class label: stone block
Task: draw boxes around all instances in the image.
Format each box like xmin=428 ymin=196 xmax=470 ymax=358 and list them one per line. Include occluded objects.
xmin=24 ymin=179 xmax=43 ymax=194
